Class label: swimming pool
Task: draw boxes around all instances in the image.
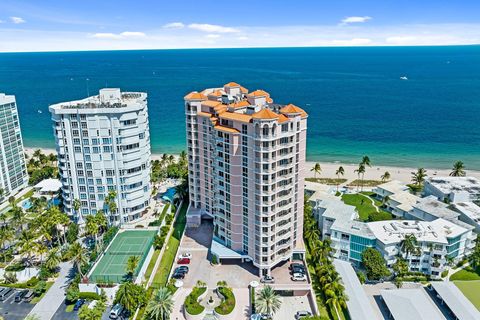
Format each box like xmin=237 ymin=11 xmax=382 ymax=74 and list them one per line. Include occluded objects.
xmin=21 ymin=199 xmax=33 ymax=210
xmin=161 ymin=187 xmax=177 ymax=203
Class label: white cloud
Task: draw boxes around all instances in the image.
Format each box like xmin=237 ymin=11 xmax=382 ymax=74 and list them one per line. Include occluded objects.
xmin=206 ymin=34 xmax=220 ymax=39
xmin=341 ymin=16 xmax=371 ymax=25
xmin=332 ymin=38 xmax=372 ymax=46
xmin=0 ymin=20 xmax=4 ymax=24
xmin=188 ymin=23 xmax=239 ymax=33
xmin=120 ymin=31 xmax=146 ymax=38
xmin=90 ymin=31 xmax=146 ymax=40
xmin=163 ymin=22 xmax=185 ymax=29
xmin=10 ymin=16 xmax=26 ymax=24
xmin=237 ymin=36 xmax=249 ymax=41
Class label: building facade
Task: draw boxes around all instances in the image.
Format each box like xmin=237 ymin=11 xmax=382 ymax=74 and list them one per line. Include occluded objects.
xmin=0 ymin=94 xmax=28 ymax=198
xmin=185 ymin=82 xmax=307 ymax=276
xmin=50 ymin=89 xmax=151 ymax=224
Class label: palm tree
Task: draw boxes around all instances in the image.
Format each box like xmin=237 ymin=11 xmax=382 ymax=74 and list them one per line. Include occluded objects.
xmin=18 ymin=229 xmax=38 ymax=266
xmin=85 ymin=214 xmax=99 ymax=245
xmin=168 ymin=154 xmax=175 ymax=165
xmin=44 ymin=247 xmax=61 ymax=271
xmin=144 ymin=287 xmax=174 ymax=320
xmin=0 ymin=188 xmax=4 ymax=201
xmin=105 ymin=190 xmax=117 ymax=220
xmin=33 ymin=149 xmax=42 ymax=160
xmin=354 ymin=163 xmax=366 ymax=191
xmin=256 ymin=285 xmax=282 ymax=316
xmin=411 ymin=168 xmax=427 ymax=186
xmin=361 ymin=155 xmax=371 ymax=167
xmin=381 ymin=171 xmax=391 ymax=182
xmin=0 ymin=227 xmax=14 ymax=263
xmin=450 ymin=161 xmax=466 ymax=177
xmin=125 ymin=255 xmax=140 ymax=277
xmin=115 ymin=282 xmax=139 ymax=312
xmin=311 ymin=163 xmax=321 ymax=179
xmin=400 ymin=234 xmax=419 ymax=262
xmin=11 ymin=205 xmax=26 ymax=231
xmin=325 ymin=286 xmax=347 ymax=320
xmin=73 ymin=199 xmax=81 ymax=222
xmin=95 ymin=211 xmax=108 ymax=243
xmin=174 ymin=180 xmax=189 ymax=205
xmin=69 ymin=242 xmax=88 ymax=278
xmin=335 ymin=166 xmax=344 ymax=192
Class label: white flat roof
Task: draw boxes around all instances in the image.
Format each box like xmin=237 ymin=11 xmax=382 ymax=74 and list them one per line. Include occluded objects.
xmin=374 ymin=180 xmax=409 ymax=194
xmin=380 ymin=288 xmax=446 ymax=320
xmin=211 ymin=238 xmax=245 ymax=259
xmin=34 ymin=178 xmax=62 ymax=193
xmin=427 ymin=176 xmax=480 ymax=195
xmin=413 ymin=196 xmax=460 ymax=220
xmin=368 ymin=218 xmax=467 ymax=245
xmin=431 ymin=282 xmax=480 ymax=320
xmin=390 ymin=191 xmax=420 ymax=212
xmin=0 ymin=93 xmax=15 ymax=105
xmin=454 ymin=202 xmax=480 ymax=224
xmin=333 ymin=259 xmax=379 ymax=320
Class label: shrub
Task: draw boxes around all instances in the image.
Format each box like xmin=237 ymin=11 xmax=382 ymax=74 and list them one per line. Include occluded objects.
xmin=165 ymin=214 xmax=173 ymax=226
xmin=160 ymin=226 xmax=169 ymax=235
xmin=368 ymin=210 xmax=393 ymax=222
xmin=4 ymin=272 xmax=17 ymax=284
xmin=441 ymin=270 xmax=449 ymax=278
xmin=5 ymin=262 xmax=25 ymax=272
xmin=357 ymin=271 xmax=366 ymax=284
xmin=66 ymin=285 xmax=80 ymax=303
xmin=456 ymin=259 xmax=468 ymax=268
xmin=78 ymin=291 xmax=102 ymax=300
xmin=135 ymin=225 xmax=144 ymax=228
xmin=185 ymin=286 xmax=207 ymax=315
xmin=211 ymin=255 xmax=218 ymax=265
xmin=26 ymin=276 xmax=39 ymax=287
xmin=215 ymin=286 xmax=235 ymax=315
xmin=34 ymin=281 xmax=47 ymax=296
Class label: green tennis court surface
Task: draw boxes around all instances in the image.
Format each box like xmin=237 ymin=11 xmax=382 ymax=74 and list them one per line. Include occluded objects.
xmin=89 ymin=230 xmax=156 ymax=283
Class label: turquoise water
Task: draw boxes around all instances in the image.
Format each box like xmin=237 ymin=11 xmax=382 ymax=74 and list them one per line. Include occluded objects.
xmin=0 ymin=46 xmax=479 ymax=169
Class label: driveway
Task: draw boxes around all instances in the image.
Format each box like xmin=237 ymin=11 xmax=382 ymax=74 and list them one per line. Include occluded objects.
xmin=28 ymin=262 xmax=74 ymax=320
xmin=273 ymin=295 xmax=313 ymax=320
xmin=0 ymin=288 xmax=36 ymax=320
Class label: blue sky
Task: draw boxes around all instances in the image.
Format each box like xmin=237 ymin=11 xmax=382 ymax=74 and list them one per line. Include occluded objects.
xmin=1 ymin=0 xmax=479 ymax=52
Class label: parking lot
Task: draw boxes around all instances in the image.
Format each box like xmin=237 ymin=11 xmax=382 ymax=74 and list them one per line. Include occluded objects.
xmin=0 ymin=287 xmax=36 ymax=320
xmin=273 ymin=295 xmax=314 ymax=320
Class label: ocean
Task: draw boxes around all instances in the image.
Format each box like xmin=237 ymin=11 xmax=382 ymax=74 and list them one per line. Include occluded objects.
xmin=1 ymin=46 xmax=479 ymax=169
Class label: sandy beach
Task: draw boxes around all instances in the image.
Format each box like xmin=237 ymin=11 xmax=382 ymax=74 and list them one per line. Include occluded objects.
xmin=25 ymin=147 xmax=480 ymax=185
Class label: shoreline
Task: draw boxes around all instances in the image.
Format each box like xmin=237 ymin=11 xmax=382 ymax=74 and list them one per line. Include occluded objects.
xmin=24 ymin=147 xmax=480 ymax=184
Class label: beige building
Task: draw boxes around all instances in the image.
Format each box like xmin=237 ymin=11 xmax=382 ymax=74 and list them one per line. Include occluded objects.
xmin=184 ymin=82 xmax=308 ymax=276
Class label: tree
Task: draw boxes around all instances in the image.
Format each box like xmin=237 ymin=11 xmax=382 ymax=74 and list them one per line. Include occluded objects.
xmin=361 ymin=248 xmax=390 ymax=280
xmin=335 ymin=166 xmax=344 ymax=192
xmin=354 ymin=163 xmax=366 ymax=191
xmin=411 ymin=168 xmax=427 ymax=186
xmin=392 ymin=257 xmax=409 ymax=276
xmin=361 ymin=155 xmax=371 ymax=168
xmin=400 ymin=234 xmax=419 ymax=261
xmin=85 ymin=214 xmax=99 ymax=245
xmin=73 ymin=198 xmax=81 ymax=222
xmin=126 ymin=255 xmax=140 ymax=278
xmin=69 ymin=242 xmax=88 ymax=278
xmin=78 ymin=300 xmax=106 ymax=320
xmin=105 ymin=190 xmax=117 ymax=218
xmin=0 ymin=188 xmax=4 ymax=201
xmin=394 ymin=278 xmax=403 ymax=289
xmin=311 ymin=163 xmax=321 ymax=179
xmin=256 ymin=285 xmax=282 ymax=316
xmin=450 ymin=161 xmax=466 ymax=177
xmin=114 ymin=282 xmax=146 ymax=313
xmin=0 ymin=227 xmax=14 ymax=263
xmin=144 ymin=287 xmax=174 ymax=320
xmin=18 ymin=229 xmax=38 ymax=266
xmin=66 ymin=223 xmax=79 ymax=244
xmin=44 ymin=247 xmax=61 ymax=271
xmin=381 ymin=171 xmax=391 ymax=182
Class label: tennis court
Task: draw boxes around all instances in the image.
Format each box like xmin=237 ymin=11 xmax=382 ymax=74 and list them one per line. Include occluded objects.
xmin=89 ymin=230 xmax=156 ymax=283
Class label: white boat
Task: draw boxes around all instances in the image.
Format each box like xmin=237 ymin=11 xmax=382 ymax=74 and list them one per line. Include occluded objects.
xmin=400 ymin=76 xmax=408 ymax=80
xmin=37 ymin=110 xmax=42 ymax=114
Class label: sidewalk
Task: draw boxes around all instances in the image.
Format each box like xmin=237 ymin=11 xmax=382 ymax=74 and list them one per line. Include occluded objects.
xmin=28 ymin=262 xmax=74 ymax=320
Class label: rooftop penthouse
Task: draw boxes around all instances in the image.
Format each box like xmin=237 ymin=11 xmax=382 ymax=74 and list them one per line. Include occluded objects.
xmin=50 ymin=88 xmax=146 ymax=111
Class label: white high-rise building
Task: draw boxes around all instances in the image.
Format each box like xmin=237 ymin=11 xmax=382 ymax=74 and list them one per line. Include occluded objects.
xmin=49 ymin=89 xmax=151 ymax=224
xmin=0 ymin=94 xmax=28 ymax=197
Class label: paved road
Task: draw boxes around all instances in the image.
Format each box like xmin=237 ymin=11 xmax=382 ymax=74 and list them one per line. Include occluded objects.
xmin=28 ymin=262 xmax=74 ymax=320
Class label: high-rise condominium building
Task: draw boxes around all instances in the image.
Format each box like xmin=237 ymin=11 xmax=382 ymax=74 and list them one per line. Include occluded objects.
xmin=50 ymin=89 xmax=151 ymax=224
xmin=0 ymin=94 xmax=28 ymax=197
xmin=185 ymin=82 xmax=308 ymax=276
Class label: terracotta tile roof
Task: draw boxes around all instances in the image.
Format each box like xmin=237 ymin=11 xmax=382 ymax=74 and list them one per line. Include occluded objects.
xmin=248 ymin=90 xmax=270 ymax=97
xmin=220 ymin=112 xmax=252 ymax=123
xmin=201 ymin=100 xmax=222 ymax=108
xmin=208 ymin=90 xmax=223 ymax=97
xmin=184 ymin=92 xmax=207 ymax=101
xmin=280 ymin=104 xmax=308 ymax=117
xmin=252 ymin=108 xmax=279 ymax=120
xmin=214 ymin=125 xmax=240 ymax=134
xmin=278 ymin=114 xmax=289 ymax=123
xmin=232 ymin=100 xmax=250 ymax=108
xmin=197 ymin=111 xmax=213 ymax=118
xmin=240 ymin=86 xmax=249 ymax=94
xmin=266 ymin=97 xmax=273 ymax=103
xmin=224 ymin=82 xmax=241 ymax=87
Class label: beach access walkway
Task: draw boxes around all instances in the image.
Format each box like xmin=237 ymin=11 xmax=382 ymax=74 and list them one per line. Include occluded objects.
xmin=28 ymin=262 xmax=74 ymax=320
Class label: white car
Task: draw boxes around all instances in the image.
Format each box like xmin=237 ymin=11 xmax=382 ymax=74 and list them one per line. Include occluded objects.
xmin=291 ymin=272 xmax=307 ymax=282
xmin=179 ymin=252 xmax=192 ymax=259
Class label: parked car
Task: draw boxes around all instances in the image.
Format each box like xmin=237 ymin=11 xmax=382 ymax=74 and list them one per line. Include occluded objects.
xmin=290 ymin=265 xmax=306 ymax=275
xmin=289 ymin=262 xmax=304 ymax=270
xmin=14 ymin=289 xmax=28 ymax=302
xmin=172 ymin=271 xmax=186 ymax=279
xmin=260 ymin=275 xmax=275 ymax=284
xmin=73 ymin=299 xmax=86 ymax=311
xmin=175 ymin=266 xmax=189 ymax=274
xmin=291 ymin=273 xmax=307 ymax=282
xmin=250 ymin=313 xmax=271 ymax=320
xmin=179 ymin=252 xmax=192 ymax=259
xmin=295 ymin=311 xmax=312 ymax=319
xmin=110 ymin=303 xmax=125 ymax=319
xmin=0 ymin=288 xmax=13 ymax=300
xmin=23 ymin=290 xmax=34 ymax=302
xmin=177 ymin=257 xmax=191 ymax=264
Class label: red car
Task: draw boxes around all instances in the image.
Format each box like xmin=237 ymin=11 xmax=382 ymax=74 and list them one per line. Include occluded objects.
xmin=177 ymin=257 xmax=191 ymax=264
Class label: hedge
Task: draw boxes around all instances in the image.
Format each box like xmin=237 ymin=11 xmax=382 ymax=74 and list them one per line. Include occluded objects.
xmin=185 ymin=286 xmax=206 ymax=315
xmin=79 ymin=292 xmax=101 ymax=300
xmin=215 ymin=287 xmax=235 ymax=315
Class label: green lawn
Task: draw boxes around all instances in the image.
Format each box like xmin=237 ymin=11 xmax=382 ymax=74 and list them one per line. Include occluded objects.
xmin=450 ymin=268 xmax=480 ymax=281
xmin=341 ymin=193 xmax=393 ymax=222
xmin=151 ymin=202 xmax=187 ymax=288
xmin=305 ymin=178 xmax=347 ymax=185
xmin=454 ymin=281 xmax=480 ymax=310
xmin=143 ymin=249 xmax=160 ymax=281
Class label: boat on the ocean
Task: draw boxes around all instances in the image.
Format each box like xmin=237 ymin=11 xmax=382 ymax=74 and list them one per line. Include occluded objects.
xmin=400 ymin=76 xmax=408 ymax=80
